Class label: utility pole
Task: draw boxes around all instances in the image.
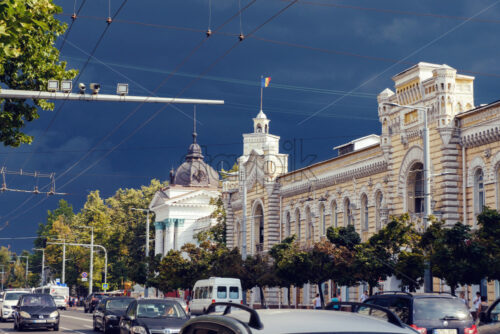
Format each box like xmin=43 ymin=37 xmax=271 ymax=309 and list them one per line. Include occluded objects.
xmin=33 ymin=248 xmax=45 ymax=286
xmin=131 ymin=208 xmax=152 ymax=297
xmin=78 ymin=226 xmax=94 ymax=294
xmin=0 ymin=265 xmax=4 ymax=291
xmin=62 ymin=239 xmax=66 ymax=284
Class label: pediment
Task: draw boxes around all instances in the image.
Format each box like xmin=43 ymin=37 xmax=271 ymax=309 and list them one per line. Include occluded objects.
xmin=164 ymin=189 xmax=220 ymax=206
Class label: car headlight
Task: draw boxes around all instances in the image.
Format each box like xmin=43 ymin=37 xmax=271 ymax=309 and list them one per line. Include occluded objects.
xmin=131 ymin=326 xmax=148 ymax=334
xmin=105 ymin=315 xmax=117 ymax=320
xmin=20 ymin=311 xmax=31 ymax=319
xmin=50 ymin=311 xmax=59 ymax=318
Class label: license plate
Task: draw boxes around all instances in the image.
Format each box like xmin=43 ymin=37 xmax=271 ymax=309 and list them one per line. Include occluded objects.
xmin=33 ymin=320 xmax=47 ymax=323
xmin=434 ymin=329 xmax=457 ymax=334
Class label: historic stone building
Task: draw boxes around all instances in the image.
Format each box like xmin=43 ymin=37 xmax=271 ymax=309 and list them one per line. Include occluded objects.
xmin=222 ymin=62 xmax=500 ymax=306
xmin=150 ymin=123 xmax=220 ymax=256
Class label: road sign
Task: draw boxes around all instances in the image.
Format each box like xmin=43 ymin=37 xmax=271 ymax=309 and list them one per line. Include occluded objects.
xmin=82 ymin=277 xmax=88 ymax=282
xmin=81 ymin=272 xmax=88 ymax=278
xmin=55 ymin=278 xmax=60 ymax=283
xmin=102 ymin=283 xmax=108 ymax=290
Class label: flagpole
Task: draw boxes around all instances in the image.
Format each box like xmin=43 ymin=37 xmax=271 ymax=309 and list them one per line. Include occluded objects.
xmin=260 ymin=75 xmax=263 ymax=111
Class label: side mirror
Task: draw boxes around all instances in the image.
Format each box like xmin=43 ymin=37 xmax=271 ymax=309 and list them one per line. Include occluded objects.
xmin=479 ymin=311 xmax=489 ymax=324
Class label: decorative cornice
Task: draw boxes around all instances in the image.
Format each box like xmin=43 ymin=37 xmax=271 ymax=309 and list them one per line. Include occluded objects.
xmin=461 ymin=124 xmax=500 ymax=148
xmin=280 ymin=155 xmax=387 ymax=198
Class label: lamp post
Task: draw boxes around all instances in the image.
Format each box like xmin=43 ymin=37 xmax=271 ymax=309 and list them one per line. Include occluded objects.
xmin=78 ymin=226 xmax=94 ymax=294
xmin=33 ymin=248 xmax=45 ymax=286
xmin=131 ymin=207 xmax=153 ymax=297
xmin=384 ymin=102 xmax=433 ymax=292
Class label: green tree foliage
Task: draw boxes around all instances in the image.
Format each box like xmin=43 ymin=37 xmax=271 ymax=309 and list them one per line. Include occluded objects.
xmin=242 ymin=254 xmax=278 ymax=308
xmin=476 ymin=207 xmax=500 ymax=281
xmin=327 ymin=224 xmax=360 ymax=250
xmin=196 ymin=197 xmax=226 ymax=245
xmin=422 ymin=220 xmax=487 ymax=294
xmin=0 ymin=0 xmax=77 ymax=147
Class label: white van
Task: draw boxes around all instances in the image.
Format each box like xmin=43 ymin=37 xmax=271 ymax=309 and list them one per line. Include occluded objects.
xmin=189 ymin=277 xmax=242 ymax=315
xmin=0 ymin=290 xmax=30 ymax=321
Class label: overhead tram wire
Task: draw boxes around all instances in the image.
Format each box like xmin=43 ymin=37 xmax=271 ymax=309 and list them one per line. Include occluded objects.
xmin=0 ymin=0 xmax=129 ymax=220
xmin=0 ymin=0 xmax=259 ymax=224
xmin=55 ymin=13 xmax=500 ymax=80
xmin=59 ymin=0 xmax=88 ymax=52
xmin=5 ymin=0 xmax=129 ymax=173
xmin=2 ymin=0 xmax=300 ymax=226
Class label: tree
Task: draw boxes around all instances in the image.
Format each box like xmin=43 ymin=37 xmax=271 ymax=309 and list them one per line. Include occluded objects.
xmin=241 ymin=254 xmax=278 ymax=308
xmin=476 ymin=207 xmax=500 ymax=281
xmin=421 ymin=221 xmax=486 ymax=295
xmin=269 ymin=235 xmax=311 ymax=307
xmin=196 ymin=197 xmax=226 ymax=245
xmin=0 ymin=0 xmax=77 ymax=147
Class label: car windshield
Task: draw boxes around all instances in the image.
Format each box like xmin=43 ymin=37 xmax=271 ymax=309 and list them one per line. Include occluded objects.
xmin=137 ymin=302 xmax=186 ymax=319
xmin=20 ymin=295 xmax=56 ymax=307
xmin=414 ymin=297 xmax=472 ymax=321
xmin=5 ymin=293 xmax=27 ymax=301
xmin=107 ymin=299 xmax=133 ymax=310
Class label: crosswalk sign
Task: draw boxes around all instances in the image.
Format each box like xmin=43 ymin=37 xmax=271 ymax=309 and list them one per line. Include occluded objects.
xmin=102 ymin=283 xmax=108 ymax=290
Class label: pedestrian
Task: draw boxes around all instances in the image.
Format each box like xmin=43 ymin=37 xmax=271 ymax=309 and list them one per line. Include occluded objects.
xmin=359 ymin=290 xmax=368 ymax=303
xmin=478 ymin=296 xmax=488 ymax=314
xmin=313 ymin=293 xmax=322 ymax=309
xmin=68 ymin=297 xmax=74 ymax=309
xmin=331 ymin=292 xmax=341 ymax=310
xmin=473 ymin=292 xmax=481 ymax=320
xmin=459 ymin=291 xmax=468 ymax=308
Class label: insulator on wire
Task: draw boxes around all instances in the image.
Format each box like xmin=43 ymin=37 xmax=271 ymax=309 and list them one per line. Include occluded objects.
xmin=239 ymin=33 xmax=245 ymax=41
xmin=206 ymin=29 xmax=212 ymax=37
xmin=71 ymin=13 xmax=77 ymax=20
xmin=106 ymin=17 xmax=113 ymax=24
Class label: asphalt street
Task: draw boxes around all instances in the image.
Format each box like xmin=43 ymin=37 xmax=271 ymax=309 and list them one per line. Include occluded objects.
xmin=0 ymin=309 xmax=94 ymax=334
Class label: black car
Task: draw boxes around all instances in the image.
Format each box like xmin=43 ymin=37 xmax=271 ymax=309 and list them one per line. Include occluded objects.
xmin=85 ymin=293 xmax=108 ymax=313
xmin=478 ymin=296 xmax=500 ymax=334
xmin=13 ymin=294 xmax=60 ymax=331
xmin=119 ymin=299 xmax=189 ymax=334
xmin=93 ymin=297 xmax=135 ymax=334
xmin=364 ymin=291 xmax=476 ymax=334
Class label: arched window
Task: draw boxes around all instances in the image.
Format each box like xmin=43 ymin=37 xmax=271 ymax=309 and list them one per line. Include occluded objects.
xmin=375 ymin=191 xmax=383 ymax=230
xmin=285 ymin=212 xmax=291 ymax=238
xmin=331 ymin=201 xmax=338 ymax=227
xmin=497 ymin=166 xmax=500 ymax=210
xmin=306 ymin=206 xmax=313 ymax=241
xmin=253 ymin=204 xmax=264 ymax=253
xmin=475 ymin=169 xmax=485 ymax=217
xmin=344 ymin=198 xmax=352 ymax=226
xmin=295 ymin=208 xmax=301 ymax=241
xmin=319 ymin=203 xmax=326 ymax=236
xmin=361 ymin=194 xmax=368 ymax=231
xmin=407 ymin=162 xmax=424 ymax=214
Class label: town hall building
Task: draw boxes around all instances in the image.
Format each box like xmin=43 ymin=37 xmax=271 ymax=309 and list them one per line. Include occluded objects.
xmin=222 ymin=62 xmax=500 ymax=307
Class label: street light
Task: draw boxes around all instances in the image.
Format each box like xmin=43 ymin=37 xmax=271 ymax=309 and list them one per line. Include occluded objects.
xmin=383 ymin=102 xmax=432 ymax=293
xmin=77 ymin=225 xmax=94 ymax=294
xmin=131 ymin=207 xmax=152 ymax=297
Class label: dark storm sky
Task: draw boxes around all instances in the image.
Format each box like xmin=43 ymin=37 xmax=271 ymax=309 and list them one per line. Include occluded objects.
xmin=2 ymin=0 xmax=500 ymax=253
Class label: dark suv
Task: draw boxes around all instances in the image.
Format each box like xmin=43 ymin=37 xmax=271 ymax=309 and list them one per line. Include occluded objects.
xmin=84 ymin=293 xmax=108 ymax=313
xmin=364 ymin=291 xmax=476 ymax=334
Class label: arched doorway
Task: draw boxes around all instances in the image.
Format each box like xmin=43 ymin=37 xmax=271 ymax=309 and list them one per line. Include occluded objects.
xmin=407 ymin=162 xmax=424 ymax=214
xmin=253 ymin=203 xmax=264 ymax=253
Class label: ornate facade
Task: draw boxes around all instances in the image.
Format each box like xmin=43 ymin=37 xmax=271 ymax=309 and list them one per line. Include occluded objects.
xmin=223 ymin=62 xmax=500 ymax=306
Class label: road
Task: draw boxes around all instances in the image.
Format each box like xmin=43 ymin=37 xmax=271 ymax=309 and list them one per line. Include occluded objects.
xmin=0 ymin=309 xmax=94 ymax=334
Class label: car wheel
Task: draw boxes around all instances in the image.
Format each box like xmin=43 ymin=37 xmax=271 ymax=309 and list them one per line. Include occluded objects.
xmin=53 ymin=324 xmax=59 ymax=331
xmin=93 ymin=318 xmax=99 ymax=331
xmin=18 ymin=323 xmax=24 ymax=331
xmin=103 ymin=320 xmax=110 ymax=334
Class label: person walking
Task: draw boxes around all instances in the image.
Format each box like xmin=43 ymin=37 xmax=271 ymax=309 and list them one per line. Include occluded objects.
xmin=331 ymin=292 xmax=341 ymax=310
xmin=359 ymin=291 xmax=369 ymax=303
xmin=473 ymin=292 xmax=481 ymax=320
xmin=313 ymin=294 xmax=322 ymax=309
xmin=459 ymin=291 xmax=468 ymax=308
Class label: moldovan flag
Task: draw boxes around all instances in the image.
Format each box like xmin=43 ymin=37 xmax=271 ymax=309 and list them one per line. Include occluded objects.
xmin=261 ymin=77 xmax=271 ymax=88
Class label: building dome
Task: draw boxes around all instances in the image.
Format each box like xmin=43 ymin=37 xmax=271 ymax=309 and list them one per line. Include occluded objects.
xmin=170 ymin=122 xmax=219 ymax=188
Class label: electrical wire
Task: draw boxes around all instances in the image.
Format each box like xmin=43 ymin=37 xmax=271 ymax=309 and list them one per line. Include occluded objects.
xmin=59 ymin=0 xmax=88 ymax=52
xmin=0 ymin=0 xmax=259 ymax=226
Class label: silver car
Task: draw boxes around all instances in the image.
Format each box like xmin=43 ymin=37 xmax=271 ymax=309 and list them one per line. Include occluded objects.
xmin=180 ymin=303 xmax=418 ymax=334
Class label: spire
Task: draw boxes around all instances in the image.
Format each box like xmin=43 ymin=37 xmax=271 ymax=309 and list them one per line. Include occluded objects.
xmin=193 ymin=105 xmax=197 ymax=144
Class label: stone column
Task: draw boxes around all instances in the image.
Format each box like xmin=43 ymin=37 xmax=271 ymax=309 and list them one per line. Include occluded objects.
xmin=154 ymin=221 xmax=164 ymax=256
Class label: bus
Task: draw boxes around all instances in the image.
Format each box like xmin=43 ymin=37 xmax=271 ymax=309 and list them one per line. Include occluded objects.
xmin=33 ymin=284 xmax=69 ymax=307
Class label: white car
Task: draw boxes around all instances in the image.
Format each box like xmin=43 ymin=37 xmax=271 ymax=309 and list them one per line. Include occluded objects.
xmin=180 ymin=302 xmax=419 ymax=334
xmin=190 ymin=277 xmax=242 ymax=315
xmin=0 ymin=290 xmax=30 ymax=322
xmin=53 ymin=295 xmax=67 ymax=310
